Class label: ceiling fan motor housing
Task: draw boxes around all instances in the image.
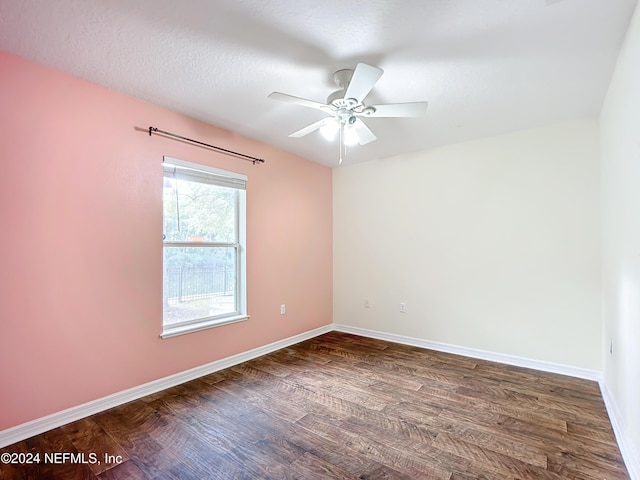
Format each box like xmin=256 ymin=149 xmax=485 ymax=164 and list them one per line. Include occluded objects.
xmin=327 ymin=91 xmax=357 ymax=109
xmin=332 ymin=68 xmax=353 ymax=89
xmin=327 ymin=68 xmax=360 ymax=109
xmin=327 ymin=68 xmax=379 ymax=116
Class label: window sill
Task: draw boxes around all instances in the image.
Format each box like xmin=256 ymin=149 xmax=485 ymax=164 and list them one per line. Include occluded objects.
xmin=160 ymin=314 xmax=249 ymax=339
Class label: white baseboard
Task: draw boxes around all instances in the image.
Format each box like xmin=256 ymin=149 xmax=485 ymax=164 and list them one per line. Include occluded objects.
xmin=600 ymin=379 xmax=640 ymax=480
xmin=333 ymin=324 xmax=601 ymax=381
xmin=0 ymin=324 xmax=332 ymax=449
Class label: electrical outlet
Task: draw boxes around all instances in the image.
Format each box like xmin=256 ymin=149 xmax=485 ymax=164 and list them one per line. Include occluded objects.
xmin=400 ymin=302 xmax=407 ymax=313
xmin=364 ymin=299 xmax=370 ymax=308
xmin=280 ymin=304 xmax=286 ymax=315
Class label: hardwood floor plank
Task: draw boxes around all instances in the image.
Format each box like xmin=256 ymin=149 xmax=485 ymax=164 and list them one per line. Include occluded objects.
xmin=61 ymin=417 xmax=129 ymax=476
xmin=23 ymin=427 xmax=98 ymax=480
xmin=288 ymin=451 xmax=353 ymax=480
xmin=295 ymin=413 xmax=451 ymax=479
xmin=358 ymin=463 xmax=415 ymax=480
xmin=433 ymin=432 xmax=562 ymax=479
xmin=566 ymin=419 xmax=620 ymax=446
xmin=97 ymin=459 xmax=147 ymax=480
xmin=444 ymin=425 xmax=547 ymax=468
xmin=343 ymin=412 xmax=438 ymax=446
xmin=278 ymin=420 xmax=379 ymax=478
xmin=437 ymin=399 xmax=567 ymax=441
xmin=0 ymin=441 xmax=39 ymax=480
xmin=276 ymin=377 xmax=382 ymax=420
xmin=0 ymin=332 xmax=629 ymax=480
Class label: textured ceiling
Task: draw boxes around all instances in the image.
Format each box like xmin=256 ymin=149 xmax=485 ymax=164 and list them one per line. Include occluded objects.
xmin=0 ymin=0 xmax=637 ymax=166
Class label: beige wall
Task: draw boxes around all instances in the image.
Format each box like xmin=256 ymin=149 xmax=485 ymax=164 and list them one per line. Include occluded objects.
xmin=334 ymin=118 xmax=601 ymax=370
xmin=601 ymin=2 xmax=640 ymax=469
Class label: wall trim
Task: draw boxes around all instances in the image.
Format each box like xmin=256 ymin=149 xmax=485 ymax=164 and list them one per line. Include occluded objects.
xmin=600 ymin=378 xmax=640 ymax=480
xmin=333 ymin=323 xmax=601 ymax=381
xmin=0 ymin=324 xmax=332 ymax=449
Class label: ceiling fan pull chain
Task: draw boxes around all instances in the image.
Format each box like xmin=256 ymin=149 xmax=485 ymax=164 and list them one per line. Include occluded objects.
xmin=339 ymin=120 xmax=345 ymax=165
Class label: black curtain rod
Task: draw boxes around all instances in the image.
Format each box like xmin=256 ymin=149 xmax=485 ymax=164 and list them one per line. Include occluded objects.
xmin=148 ymin=127 xmax=265 ymax=164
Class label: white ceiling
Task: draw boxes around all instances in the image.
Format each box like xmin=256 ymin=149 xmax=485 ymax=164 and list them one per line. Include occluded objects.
xmin=0 ymin=0 xmax=636 ymax=167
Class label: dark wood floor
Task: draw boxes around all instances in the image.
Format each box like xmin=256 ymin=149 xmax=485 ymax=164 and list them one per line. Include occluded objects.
xmin=0 ymin=332 xmax=629 ymax=479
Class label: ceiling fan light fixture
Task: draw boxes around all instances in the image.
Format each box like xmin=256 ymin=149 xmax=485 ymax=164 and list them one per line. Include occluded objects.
xmin=319 ymin=120 xmax=339 ymax=141
xmin=344 ymin=124 xmax=360 ymax=146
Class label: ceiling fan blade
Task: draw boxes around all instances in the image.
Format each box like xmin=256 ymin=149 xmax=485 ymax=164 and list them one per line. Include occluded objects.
xmin=352 ymin=118 xmax=376 ymax=145
xmin=365 ymin=102 xmax=428 ymax=118
xmin=268 ymin=92 xmax=328 ymax=111
xmin=344 ymin=63 xmax=384 ymax=103
xmin=288 ymin=118 xmax=333 ymax=138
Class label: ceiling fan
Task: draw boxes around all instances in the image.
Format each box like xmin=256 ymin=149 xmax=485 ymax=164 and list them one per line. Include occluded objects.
xmin=268 ymin=63 xmax=428 ymax=164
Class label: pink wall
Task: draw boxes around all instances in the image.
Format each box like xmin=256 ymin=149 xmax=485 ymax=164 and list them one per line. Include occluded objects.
xmin=0 ymin=50 xmax=333 ymax=431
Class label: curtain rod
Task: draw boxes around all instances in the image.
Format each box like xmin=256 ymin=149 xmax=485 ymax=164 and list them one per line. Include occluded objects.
xmin=148 ymin=127 xmax=265 ymax=164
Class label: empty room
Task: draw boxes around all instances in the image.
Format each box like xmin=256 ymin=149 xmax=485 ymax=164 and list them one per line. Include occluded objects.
xmin=0 ymin=0 xmax=639 ymax=478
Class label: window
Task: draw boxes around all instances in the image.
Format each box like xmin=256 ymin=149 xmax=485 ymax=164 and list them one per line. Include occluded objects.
xmin=161 ymin=157 xmax=247 ymax=338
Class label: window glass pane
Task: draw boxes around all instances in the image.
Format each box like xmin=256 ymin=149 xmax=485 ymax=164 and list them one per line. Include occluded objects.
xmin=163 ymin=246 xmax=237 ymax=325
xmin=163 ymin=177 xmax=236 ymax=243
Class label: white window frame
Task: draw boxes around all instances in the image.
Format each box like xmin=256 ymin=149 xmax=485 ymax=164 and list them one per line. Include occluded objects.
xmin=161 ymin=156 xmax=248 ymax=339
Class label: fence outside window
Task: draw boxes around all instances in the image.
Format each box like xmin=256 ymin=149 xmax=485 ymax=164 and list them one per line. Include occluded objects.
xmin=165 ymin=265 xmax=235 ymax=304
